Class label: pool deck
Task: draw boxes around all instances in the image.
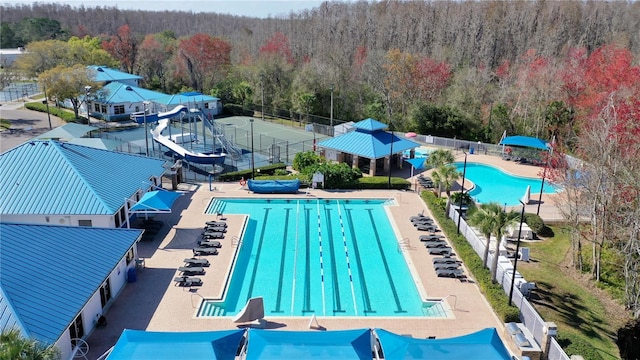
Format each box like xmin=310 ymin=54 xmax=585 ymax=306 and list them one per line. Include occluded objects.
xmin=86 ymin=155 xmax=559 ymax=359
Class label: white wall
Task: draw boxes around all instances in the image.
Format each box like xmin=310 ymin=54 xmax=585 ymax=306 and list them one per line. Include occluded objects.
xmin=0 ymin=214 xmax=114 ymax=227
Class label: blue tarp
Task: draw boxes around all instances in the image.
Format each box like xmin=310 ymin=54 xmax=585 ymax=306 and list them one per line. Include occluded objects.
xmin=245 ymin=328 xmax=372 ymax=360
xmin=248 ymin=179 xmax=301 ymax=194
xmin=129 ymin=190 xmax=182 ymax=212
xmin=499 ymin=136 xmax=549 ymax=150
xmin=376 ymin=328 xmax=512 ymax=360
xmin=106 ymin=329 xmax=245 ymax=360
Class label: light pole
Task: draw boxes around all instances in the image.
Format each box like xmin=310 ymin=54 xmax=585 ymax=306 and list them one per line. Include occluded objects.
xmin=537 ymin=160 xmax=548 ymax=215
xmin=387 ymin=122 xmax=394 ymax=189
xmin=330 ymin=83 xmax=334 ymax=129
xmin=143 ymin=101 xmax=150 ymax=157
xmin=84 ymin=86 xmax=92 ymax=124
xmin=43 ymin=83 xmax=52 ymax=130
xmin=260 ymin=75 xmax=265 ymax=122
xmin=457 ymin=150 xmax=468 ymax=234
xmin=250 ymin=118 xmax=255 ymax=179
xmin=509 ymin=199 xmax=526 ymax=306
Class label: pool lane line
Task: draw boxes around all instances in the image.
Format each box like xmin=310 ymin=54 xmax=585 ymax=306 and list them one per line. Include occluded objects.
xmin=316 ymin=199 xmax=327 ymax=316
xmin=344 ymin=208 xmax=374 ymax=313
xmin=366 ymin=209 xmax=406 ymax=313
xmin=272 ymin=207 xmax=290 ymax=314
xmin=290 ymin=200 xmax=300 ymax=314
xmin=323 ymin=205 xmax=345 ymax=314
xmin=303 ymin=207 xmax=313 ymax=314
xmin=245 ymin=208 xmax=270 ymax=303
xmin=336 ymin=200 xmax=358 ymax=316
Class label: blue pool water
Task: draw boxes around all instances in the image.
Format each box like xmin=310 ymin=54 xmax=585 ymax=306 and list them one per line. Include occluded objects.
xmin=199 ymin=198 xmax=446 ymax=317
xmin=454 ymin=162 xmax=558 ymax=206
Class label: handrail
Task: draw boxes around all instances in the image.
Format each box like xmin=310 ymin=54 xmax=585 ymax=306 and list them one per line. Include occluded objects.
xmin=398 ymin=237 xmax=411 ymax=251
xmin=441 ymin=294 xmax=458 ymax=310
xmin=94 ymin=346 xmax=114 ymax=360
xmin=232 ymin=235 xmax=241 ymax=247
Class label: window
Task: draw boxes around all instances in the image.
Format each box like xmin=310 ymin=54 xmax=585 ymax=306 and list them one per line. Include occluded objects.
xmin=69 ymin=314 xmax=84 ymax=346
xmin=101 ymin=105 xmax=107 ymax=113
xmin=204 ymin=102 xmax=209 ymax=109
xmin=94 ymin=103 xmax=100 ymax=112
xmin=78 ymin=220 xmax=92 ymax=227
xmin=126 ymin=248 xmax=134 ymax=264
xmin=99 ymin=280 xmax=111 ymax=308
xmin=114 ymin=214 xmax=121 ymax=228
xmin=114 ymin=105 xmax=125 ymax=115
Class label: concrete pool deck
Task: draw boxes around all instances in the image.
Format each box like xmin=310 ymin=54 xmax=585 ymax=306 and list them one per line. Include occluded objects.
xmin=85 ymin=156 xmax=560 ymax=359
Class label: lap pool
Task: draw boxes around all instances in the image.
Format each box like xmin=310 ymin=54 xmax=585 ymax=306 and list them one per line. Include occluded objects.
xmin=198 ymin=198 xmax=446 ymax=318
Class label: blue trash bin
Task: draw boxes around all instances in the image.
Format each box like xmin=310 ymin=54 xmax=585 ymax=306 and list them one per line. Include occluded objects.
xmin=469 ymin=147 xmax=475 ymax=154
xmin=127 ymin=267 xmax=137 ymax=283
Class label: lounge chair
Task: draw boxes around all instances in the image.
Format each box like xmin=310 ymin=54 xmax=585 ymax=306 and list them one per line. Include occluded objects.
xmin=435 ymin=268 xmax=464 ymax=278
xmin=416 ymin=224 xmax=438 ymax=232
xmin=434 ymin=263 xmax=461 ymax=271
xmin=409 ymin=213 xmax=428 ymax=221
xmin=205 ymin=221 xmax=227 ymax=227
xmin=204 ymin=226 xmax=227 ymax=233
xmin=193 ymin=247 xmax=219 ymax=256
xmin=178 ymin=266 xmax=205 ymax=275
xmin=432 ymin=257 xmax=461 ymax=265
xmin=198 ymin=239 xmax=222 ymax=248
xmin=184 ymin=258 xmax=210 ymax=267
xmin=173 ymin=276 xmax=203 ymax=287
xmin=428 ymin=247 xmax=453 ymax=256
xmin=419 ymin=235 xmax=444 ymax=242
xmin=412 ymin=218 xmax=434 ymax=224
xmin=424 ymin=242 xmax=449 ymax=248
xmin=202 ymin=231 xmax=225 ymax=239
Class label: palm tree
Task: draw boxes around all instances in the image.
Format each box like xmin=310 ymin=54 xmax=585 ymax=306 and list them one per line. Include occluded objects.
xmin=467 ymin=202 xmax=520 ymax=282
xmin=426 ymin=149 xmax=454 ymax=169
xmin=0 ymin=328 xmax=60 ymax=360
xmin=431 ymin=164 xmax=460 ymax=197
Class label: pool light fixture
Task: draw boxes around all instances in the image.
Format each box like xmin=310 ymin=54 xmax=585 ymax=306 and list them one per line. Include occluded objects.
xmin=457 ymin=150 xmax=467 ymax=234
xmin=509 ymin=199 xmax=526 ymax=306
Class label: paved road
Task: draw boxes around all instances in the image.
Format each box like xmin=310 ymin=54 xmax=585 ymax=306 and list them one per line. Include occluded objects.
xmin=0 ymin=101 xmax=64 ymax=153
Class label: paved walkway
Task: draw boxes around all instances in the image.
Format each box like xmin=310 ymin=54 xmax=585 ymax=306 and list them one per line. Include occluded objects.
xmin=0 ymin=101 xmax=64 ymax=153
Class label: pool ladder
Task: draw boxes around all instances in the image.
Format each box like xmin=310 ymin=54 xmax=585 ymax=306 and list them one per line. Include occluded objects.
xmin=232 ymin=235 xmax=241 ymax=247
xmin=398 ymin=237 xmax=411 ymax=251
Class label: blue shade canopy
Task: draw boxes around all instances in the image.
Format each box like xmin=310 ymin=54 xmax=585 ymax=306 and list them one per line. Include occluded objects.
xmin=376 ymin=328 xmax=512 ymax=360
xmin=405 ymin=157 xmax=427 ymax=170
xmin=107 ymin=329 xmax=245 ymax=360
xmin=246 ymin=328 xmax=373 ymax=360
xmin=129 ymin=190 xmax=182 ymax=212
xmin=499 ymin=136 xmax=550 ymax=150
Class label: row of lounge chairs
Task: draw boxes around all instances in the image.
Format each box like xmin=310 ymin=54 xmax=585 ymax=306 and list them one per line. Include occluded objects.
xmin=417 ymin=175 xmax=434 ymax=189
xmin=411 ymin=214 xmax=440 ymax=232
xmin=411 ymin=212 xmax=466 ymax=280
xmin=175 ymin=219 xmax=229 ymax=287
xmin=173 ymin=258 xmax=210 ymax=286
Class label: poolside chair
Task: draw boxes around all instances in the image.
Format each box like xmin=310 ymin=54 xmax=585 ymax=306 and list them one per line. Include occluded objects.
xmin=416 ymin=224 xmax=438 ymax=232
xmin=204 ymin=226 xmax=227 ymax=233
xmin=184 ymin=258 xmax=210 ymax=267
xmin=435 ymin=268 xmax=464 ymax=278
xmin=205 ymin=221 xmax=227 ymax=227
xmin=434 ymin=263 xmax=461 ymax=271
xmin=193 ymin=247 xmax=219 ymax=256
xmin=412 ymin=217 xmax=434 ymax=224
xmin=419 ymin=235 xmax=444 ymax=242
xmin=432 ymin=257 xmax=461 ymax=265
xmin=198 ymin=239 xmax=222 ymax=248
xmin=178 ymin=266 xmax=205 ymax=275
xmin=202 ymin=231 xmax=225 ymax=239
xmin=173 ymin=276 xmax=203 ymax=287
xmin=424 ymin=242 xmax=449 ymax=249
xmin=428 ymin=247 xmax=453 ymax=256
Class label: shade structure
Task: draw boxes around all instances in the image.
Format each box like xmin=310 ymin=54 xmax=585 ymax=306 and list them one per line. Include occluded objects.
xmin=376 ymin=328 xmax=512 ymax=360
xmin=129 ymin=190 xmax=182 ymax=213
xmin=245 ymin=328 xmax=372 ymax=360
xmin=499 ymin=136 xmax=549 ymax=150
xmin=106 ymin=329 xmax=245 ymax=360
xmin=405 ymin=157 xmax=427 ymax=177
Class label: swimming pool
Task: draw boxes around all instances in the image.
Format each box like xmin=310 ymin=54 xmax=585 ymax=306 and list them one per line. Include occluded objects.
xmin=453 ymin=162 xmax=558 ymax=206
xmin=198 ymin=198 xmax=446 ymax=318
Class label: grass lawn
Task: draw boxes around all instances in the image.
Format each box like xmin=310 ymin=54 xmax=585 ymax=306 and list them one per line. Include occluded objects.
xmin=0 ymin=119 xmax=11 ymax=130
xmin=516 ymin=226 xmax=626 ymax=360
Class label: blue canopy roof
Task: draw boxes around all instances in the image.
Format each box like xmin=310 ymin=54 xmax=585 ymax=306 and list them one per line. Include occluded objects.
xmin=499 ymin=136 xmax=549 ymax=150
xmin=107 ymin=329 xmax=245 ymax=360
xmin=405 ymin=157 xmax=427 ymax=170
xmin=376 ymin=328 xmax=512 ymax=360
xmin=129 ymin=190 xmax=182 ymax=212
xmin=246 ymin=328 xmax=372 ymax=360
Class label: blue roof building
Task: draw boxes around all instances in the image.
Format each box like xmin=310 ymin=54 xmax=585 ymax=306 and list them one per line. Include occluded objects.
xmin=88 ymin=82 xmax=168 ymax=122
xmin=0 ymin=140 xmax=167 ymax=228
xmin=0 ymin=222 xmax=143 ymax=359
xmin=88 ymin=66 xmax=142 ymax=87
xmin=317 ymin=118 xmax=419 ymax=176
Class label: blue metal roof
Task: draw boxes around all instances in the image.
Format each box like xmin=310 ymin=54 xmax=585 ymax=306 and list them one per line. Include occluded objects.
xmin=317 ymin=127 xmax=419 ymax=159
xmin=353 ymin=118 xmax=389 ymax=132
xmin=0 ymin=140 xmax=167 ymax=215
xmin=154 ymin=92 xmax=220 ymax=105
xmin=0 ymin=223 xmax=142 ymax=344
xmin=88 ymin=66 xmax=142 ymax=83
xmin=95 ymin=82 xmax=167 ymax=104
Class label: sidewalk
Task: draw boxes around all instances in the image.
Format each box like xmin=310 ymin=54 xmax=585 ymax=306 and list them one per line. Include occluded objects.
xmin=0 ymin=100 xmax=65 ymax=153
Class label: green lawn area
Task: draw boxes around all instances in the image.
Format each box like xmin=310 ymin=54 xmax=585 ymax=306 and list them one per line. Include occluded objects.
xmin=517 ymin=226 xmax=624 ymax=360
xmin=0 ymin=119 xmax=11 ymax=130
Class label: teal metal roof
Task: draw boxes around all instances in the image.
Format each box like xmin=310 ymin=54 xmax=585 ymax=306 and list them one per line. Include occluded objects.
xmin=317 ymin=125 xmax=419 ymax=159
xmin=154 ymin=92 xmax=219 ymax=105
xmin=36 ymin=123 xmax=99 ymax=141
xmin=353 ymin=118 xmax=389 ymax=131
xmin=88 ymin=66 xmax=142 ymax=83
xmin=95 ymin=82 xmax=167 ymax=104
xmin=0 ymin=223 xmax=142 ymax=344
xmin=0 ymin=140 xmax=167 ymax=215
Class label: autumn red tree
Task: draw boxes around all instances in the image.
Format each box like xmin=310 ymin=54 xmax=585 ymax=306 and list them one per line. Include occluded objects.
xmin=412 ymin=56 xmax=451 ymax=102
xmin=176 ymin=33 xmax=232 ymax=92
xmin=102 ymin=24 xmax=139 ymax=74
xmin=137 ymin=33 xmax=176 ymax=92
xmin=259 ymin=32 xmax=294 ymax=64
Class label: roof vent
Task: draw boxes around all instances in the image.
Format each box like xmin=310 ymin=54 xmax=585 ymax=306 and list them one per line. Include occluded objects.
xmin=96 ymin=67 xmax=104 ymax=72
xmin=506 ymin=322 xmax=522 ymax=336
xmin=126 ymin=86 xmax=133 ymax=91
xmin=514 ymin=333 xmax=531 ymax=347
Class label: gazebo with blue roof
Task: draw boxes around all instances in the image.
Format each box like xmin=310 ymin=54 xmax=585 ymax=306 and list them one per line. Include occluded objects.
xmin=317 ymin=118 xmax=420 ymax=176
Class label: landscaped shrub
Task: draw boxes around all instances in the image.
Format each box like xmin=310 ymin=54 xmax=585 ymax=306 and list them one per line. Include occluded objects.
xmin=355 ymin=176 xmax=410 ymax=190
xmin=217 ymin=163 xmax=287 ymax=181
xmin=523 ymin=213 xmax=554 ymax=237
xmin=557 ymin=333 xmax=604 ymax=360
xmin=25 ymin=101 xmax=80 ymax=122
xmin=293 ymin=151 xmax=323 ymax=173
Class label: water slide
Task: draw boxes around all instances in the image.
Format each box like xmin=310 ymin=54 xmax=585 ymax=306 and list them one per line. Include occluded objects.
xmin=145 ymin=105 xmax=226 ymax=165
